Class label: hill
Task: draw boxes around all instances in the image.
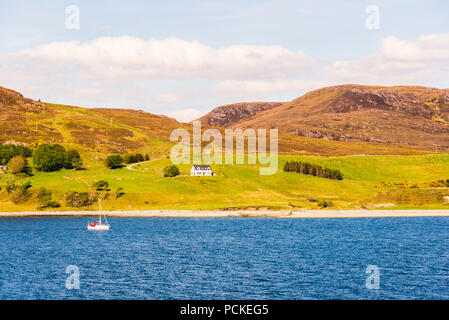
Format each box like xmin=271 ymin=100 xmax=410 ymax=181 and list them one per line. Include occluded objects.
xmin=0 ymin=84 xmax=440 ymax=155
xmin=224 ymin=85 xmax=449 ymax=151
xmin=0 ymin=85 xmax=184 ymax=154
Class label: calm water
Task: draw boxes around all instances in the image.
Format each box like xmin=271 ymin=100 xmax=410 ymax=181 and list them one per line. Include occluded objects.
xmin=0 ymin=217 xmax=448 ymax=299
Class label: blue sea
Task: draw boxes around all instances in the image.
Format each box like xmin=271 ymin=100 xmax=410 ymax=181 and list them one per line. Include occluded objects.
xmin=0 ymin=217 xmax=448 ymax=299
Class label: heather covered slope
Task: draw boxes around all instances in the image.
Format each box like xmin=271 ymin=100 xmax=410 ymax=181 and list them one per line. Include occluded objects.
xmin=0 ymin=86 xmax=64 ymax=144
xmin=0 ymin=85 xmax=184 ymax=154
xmin=232 ymin=85 xmax=449 ymax=151
xmin=0 ymin=84 xmax=442 ymax=155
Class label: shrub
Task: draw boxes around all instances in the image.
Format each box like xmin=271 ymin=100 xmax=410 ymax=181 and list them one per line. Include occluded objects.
xmin=114 ymin=187 xmax=125 ymax=199
xmin=105 ymin=154 xmax=123 ymax=169
xmin=38 ymin=201 xmax=61 ymax=210
xmin=37 ymin=187 xmax=52 ymax=203
xmin=318 ymin=200 xmax=333 ymax=208
xmin=66 ymin=149 xmax=83 ymax=169
xmin=430 ymin=179 xmax=449 ymax=187
xmin=11 ymin=188 xmax=29 ymax=204
xmin=8 ymin=155 xmax=25 ymax=173
xmin=10 ymin=181 xmax=32 ymax=204
xmin=0 ymin=144 xmax=33 ymax=165
xmin=65 ymin=192 xmax=92 ymax=207
xmin=6 ymin=180 xmax=17 ymax=193
xmin=33 ymin=144 xmax=68 ymax=172
xmin=144 ymin=154 xmax=150 ymax=161
xmin=92 ymin=180 xmax=109 ymax=191
xmin=97 ymin=192 xmax=110 ymax=200
xmin=36 ymin=188 xmax=60 ymax=210
xmin=163 ymin=165 xmax=180 ymax=177
xmin=8 ymin=155 xmax=31 ymax=175
xmin=48 ymin=201 xmax=61 ymax=208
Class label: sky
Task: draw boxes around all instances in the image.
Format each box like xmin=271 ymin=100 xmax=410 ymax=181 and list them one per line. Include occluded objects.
xmin=0 ymin=0 xmax=448 ymax=122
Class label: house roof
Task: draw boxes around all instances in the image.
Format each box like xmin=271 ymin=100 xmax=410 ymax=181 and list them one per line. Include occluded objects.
xmin=192 ymin=165 xmax=212 ymax=170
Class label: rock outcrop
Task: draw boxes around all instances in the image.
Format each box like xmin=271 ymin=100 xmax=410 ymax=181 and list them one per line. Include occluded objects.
xmin=197 ymin=102 xmax=284 ymax=127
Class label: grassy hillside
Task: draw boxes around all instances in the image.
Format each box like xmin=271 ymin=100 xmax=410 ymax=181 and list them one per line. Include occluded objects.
xmin=1 ymin=84 xmax=449 ymax=212
xmin=1 ymin=152 xmax=448 ymax=212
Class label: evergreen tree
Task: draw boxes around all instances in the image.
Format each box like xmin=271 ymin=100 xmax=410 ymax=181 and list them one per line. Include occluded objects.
xmin=136 ymin=153 xmax=144 ymax=162
xmin=283 ymin=160 xmax=343 ymax=180
xmin=290 ymin=161 xmax=296 ymax=172
xmin=316 ymin=165 xmax=323 ymax=177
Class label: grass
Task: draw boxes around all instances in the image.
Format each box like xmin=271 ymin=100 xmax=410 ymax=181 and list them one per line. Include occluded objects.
xmin=1 ymin=152 xmax=449 ymax=212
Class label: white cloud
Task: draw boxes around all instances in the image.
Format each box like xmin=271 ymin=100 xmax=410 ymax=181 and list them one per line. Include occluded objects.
xmin=326 ymin=32 xmax=449 ymax=84
xmin=1 ymin=33 xmax=448 ymax=116
xmin=381 ymin=34 xmax=449 ymax=62
xmin=166 ymin=108 xmax=204 ymax=123
xmin=17 ymin=36 xmax=313 ymax=80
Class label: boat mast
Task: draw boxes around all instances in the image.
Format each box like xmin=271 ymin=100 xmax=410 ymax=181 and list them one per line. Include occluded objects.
xmin=98 ymin=198 xmax=108 ymax=225
xmin=99 ymin=199 xmax=102 ymax=223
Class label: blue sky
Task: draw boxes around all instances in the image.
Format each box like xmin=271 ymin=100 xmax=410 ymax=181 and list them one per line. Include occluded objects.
xmin=1 ymin=0 xmax=448 ymax=121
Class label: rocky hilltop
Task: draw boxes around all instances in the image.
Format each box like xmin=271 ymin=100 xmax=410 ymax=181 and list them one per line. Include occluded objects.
xmin=197 ymin=102 xmax=284 ymax=127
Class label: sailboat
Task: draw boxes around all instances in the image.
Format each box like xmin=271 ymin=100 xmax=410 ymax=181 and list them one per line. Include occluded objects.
xmin=87 ymin=199 xmax=110 ymax=231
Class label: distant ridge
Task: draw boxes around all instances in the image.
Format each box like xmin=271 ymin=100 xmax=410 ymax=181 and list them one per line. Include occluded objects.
xmin=199 ymin=84 xmax=449 ymax=151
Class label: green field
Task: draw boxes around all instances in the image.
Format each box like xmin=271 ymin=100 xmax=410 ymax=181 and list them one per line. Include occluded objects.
xmin=1 ymin=151 xmax=449 ymax=211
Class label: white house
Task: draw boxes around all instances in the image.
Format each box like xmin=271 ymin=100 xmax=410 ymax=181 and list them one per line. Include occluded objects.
xmin=190 ymin=165 xmax=214 ymax=176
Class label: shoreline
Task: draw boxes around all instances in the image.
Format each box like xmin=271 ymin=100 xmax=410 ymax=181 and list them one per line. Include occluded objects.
xmin=1 ymin=209 xmax=449 ymax=218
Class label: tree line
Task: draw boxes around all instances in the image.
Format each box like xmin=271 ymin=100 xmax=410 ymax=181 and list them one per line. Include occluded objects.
xmin=283 ymin=160 xmax=343 ymax=180
xmin=0 ymin=143 xmax=83 ymax=174
xmin=105 ymin=153 xmax=149 ymax=169
xmin=0 ymin=144 xmax=33 ymax=165
xmin=33 ymin=144 xmax=82 ymax=172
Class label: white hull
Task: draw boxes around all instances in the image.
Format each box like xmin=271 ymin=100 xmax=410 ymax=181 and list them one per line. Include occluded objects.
xmin=88 ymin=200 xmax=110 ymax=230
xmin=87 ymin=224 xmax=110 ymax=231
